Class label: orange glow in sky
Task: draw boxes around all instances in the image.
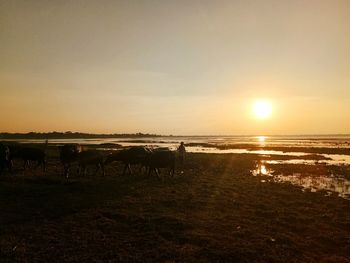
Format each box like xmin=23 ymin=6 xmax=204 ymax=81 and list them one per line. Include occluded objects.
xmin=0 ymin=1 xmax=350 ymax=135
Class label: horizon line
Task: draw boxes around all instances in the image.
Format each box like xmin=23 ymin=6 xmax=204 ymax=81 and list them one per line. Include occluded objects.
xmin=1 ymin=131 xmax=350 ymax=137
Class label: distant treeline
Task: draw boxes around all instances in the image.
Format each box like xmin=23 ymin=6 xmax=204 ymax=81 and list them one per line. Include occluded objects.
xmin=0 ymin=132 xmax=162 ymax=139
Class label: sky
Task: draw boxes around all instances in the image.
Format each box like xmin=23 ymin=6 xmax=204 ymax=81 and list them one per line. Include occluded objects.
xmin=1 ymin=0 xmax=350 ymax=135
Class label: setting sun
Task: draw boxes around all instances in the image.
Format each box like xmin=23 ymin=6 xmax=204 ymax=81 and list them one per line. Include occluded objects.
xmin=253 ymin=100 xmax=272 ymax=119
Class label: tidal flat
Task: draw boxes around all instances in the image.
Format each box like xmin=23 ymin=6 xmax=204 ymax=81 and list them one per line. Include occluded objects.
xmin=1 ymin=149 xmax=350 ymax=262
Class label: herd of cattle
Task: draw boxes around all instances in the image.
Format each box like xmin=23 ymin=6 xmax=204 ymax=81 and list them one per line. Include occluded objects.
xmin=0 ymin=143 xmax=177 ymax=178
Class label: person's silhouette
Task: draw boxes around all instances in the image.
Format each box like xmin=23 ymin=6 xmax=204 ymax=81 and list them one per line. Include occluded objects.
xmin=177 ymin=142 xmax=186 ymax=172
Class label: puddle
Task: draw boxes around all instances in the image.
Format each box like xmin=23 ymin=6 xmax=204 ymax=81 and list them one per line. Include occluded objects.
xmin=251 ymin=163 xmax=274 ymax=176
xmin=186 ymin=147 xmax=310 ymax=156
xmin=251 ymin=162 xmax=350 ymax=200
xmin=265 ymin=154 xmax=350 ymax=166
xmin=274 ymin=174 xmax=350 ymax=199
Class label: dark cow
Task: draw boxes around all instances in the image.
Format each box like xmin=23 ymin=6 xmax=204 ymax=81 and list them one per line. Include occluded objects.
xmin=146 ymin=149 xmax=176 ymax=177
xmin=59 ymin=144 xmax=105 ymax=178
xmin=59 ymin=144 xmax=82 ymax=179
xmin=105 ymin=146 xmax=152 ymax=175
xmin=77 ymin=150 xmax=105 ymax=176
xmin=10 ymin=146 xmax=46 ymax=172
xmin=0 ymin=143 xmax=11 ymax=175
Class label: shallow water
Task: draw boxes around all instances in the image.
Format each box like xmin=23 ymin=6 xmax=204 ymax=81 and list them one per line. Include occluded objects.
xmin=274 ymin=174 xmax=350 ymax=199
xmin=187 ymin=146 xmax=309 ymax=156
xmin=251 ymin=163 xmax=350 ymax=200
xmin=6 ymin=135 xmax=350 ymax=165
xmin=265 ymin=154 xmax=350 ymax=166
xmin=5 ymin=134 xmax=350 ymax=148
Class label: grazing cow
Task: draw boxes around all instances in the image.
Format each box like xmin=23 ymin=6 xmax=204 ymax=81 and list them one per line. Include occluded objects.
xmin=59 ymin=144 xmax=105 ymax=178
xmin=104 ymin=146 xmax=152 ymax=175
xmin=0 ymin=143 xmax=11 ymax=175
xmin=77 ymin=150 xmax=105 ymax=176
xmin=10 ymin=146 xmax=46 ymax=172
xmin=146 ymin=149 xmax=176 ymax=177
xmin=59 ymin=144 xmax=82 ymax=179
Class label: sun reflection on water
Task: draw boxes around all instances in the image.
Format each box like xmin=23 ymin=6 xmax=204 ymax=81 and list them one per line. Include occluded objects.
xmin=256 ymin=136 xmax=267 ymax=142
xmin=251 ymin=162 xmax=274 ymax=176
xmin=274 ymin=174 xmax=350 ymax=200
xmin=251 ymin=161 xmax=350 ymax=200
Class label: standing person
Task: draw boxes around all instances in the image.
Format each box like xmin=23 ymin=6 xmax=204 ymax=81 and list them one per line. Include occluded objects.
xmin=177 ymin=142 xmax=186 ymax=173
xmin=44 ymin=138 xmax=49 ymax=154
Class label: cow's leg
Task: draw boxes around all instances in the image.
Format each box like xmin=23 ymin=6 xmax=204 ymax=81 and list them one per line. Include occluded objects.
xmin=138 ymin=165 xmax=143 ymax=174
xmin=34 ymin=160 xmax=42 ymax=170
xmin=155 ymin=168 xmax=160 ymax=178
xmin=77 ymin=164 xmax=85 ymax=176
xmin=123 ymin=164 xmax=132 ymax=175
xmin=63 ymin=164 xmax=69 ymax=178
xmin=142 ymin=165 xmax=149 ymax=175
xmin=94 ymin=164 xmax=100 ymax=175
xmin=23 ymin=160 xmax=28 ymax=170
xmin=144 ymin=165 xmax=150 ymax=175
xmin=139 ymin=164 xmax=147 ymax=175
xmin=36 ymin=158 xmax=46 ymax=172
xmin=65 ymin=166 xmax=70 ymax=183
xmin=170 ymin=165 xmax=175 ymax=177
xmin=122 ymin=164 xmax=128 ymax=176
xmin=148 ymin=166 xmax=156 ymax=177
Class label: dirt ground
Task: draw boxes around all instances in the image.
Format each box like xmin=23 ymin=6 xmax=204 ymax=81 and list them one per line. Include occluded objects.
xmin=1 ymin=151 xmax=350 ymax=262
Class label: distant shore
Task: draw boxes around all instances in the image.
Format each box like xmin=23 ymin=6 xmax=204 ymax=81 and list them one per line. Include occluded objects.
xmin=0 ymin=132 xmax=163 ymax=140
xmin=1 ymin=132 xmax=350 ymax=140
